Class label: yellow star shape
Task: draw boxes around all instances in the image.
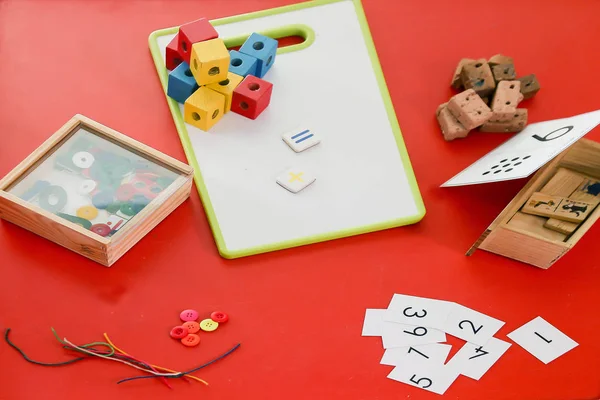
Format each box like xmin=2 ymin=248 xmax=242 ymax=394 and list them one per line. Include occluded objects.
xmin=288 ymin=172 xmax=304 ymax=183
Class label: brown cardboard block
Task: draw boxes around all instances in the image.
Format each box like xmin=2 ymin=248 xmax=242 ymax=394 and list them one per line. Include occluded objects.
xmin=447 ymin=89 xmax=493 ymax=130
xmin=488 ymin=54 xmax=514 ymax=67
xmin=451 ymin=58 xmax=478 ymax=89
xmin=436 ymin=103 xmax=469 ymax=141
xmin=517 ymin=74 xmax=541 ymax=99
xmin=460 ymin=61 xmax=496 ymax=98
xmin=480 ymin=109 xmax=527 ymax=132
xmin=490 ymin=80 xmax=523 ymax=121
xmin=491 ymin=64 xmax=516 ymax=83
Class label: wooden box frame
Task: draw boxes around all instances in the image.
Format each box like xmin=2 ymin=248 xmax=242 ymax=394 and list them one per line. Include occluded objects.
xmin=467 ymin=138 xmax=600 ymax=269
xmin=0 ymin=114 xmax=193 ymax=266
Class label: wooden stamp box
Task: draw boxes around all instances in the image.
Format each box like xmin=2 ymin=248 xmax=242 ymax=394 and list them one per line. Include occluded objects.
xmin=467 ymin=138 xmax=600 ymax=269
xmin=0 ymin=114 xmax=193 ymax=266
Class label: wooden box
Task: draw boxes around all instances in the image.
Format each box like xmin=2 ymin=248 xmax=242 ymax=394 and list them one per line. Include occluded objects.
xmin=0 ymin=114 xmax=193 ymax=266
xmin=467 ymin=138 xmax=600 ymax=269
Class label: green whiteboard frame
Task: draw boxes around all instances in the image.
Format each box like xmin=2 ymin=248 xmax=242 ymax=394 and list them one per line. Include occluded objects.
xmin=148 ymin=0 xmax=426 ymax=259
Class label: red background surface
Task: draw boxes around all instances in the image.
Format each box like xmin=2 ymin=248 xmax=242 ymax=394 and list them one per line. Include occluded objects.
xmin=1 ymin=1 xmax=599 ymax=399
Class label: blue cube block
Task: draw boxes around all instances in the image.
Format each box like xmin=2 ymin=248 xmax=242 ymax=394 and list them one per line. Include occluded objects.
xmin=228 ymin=50 xmax=258 ymax=77
xmin=167 ymin=62 xmax=198 ymax=104
xmin=238 ymin=33 xmax=278 ymax=78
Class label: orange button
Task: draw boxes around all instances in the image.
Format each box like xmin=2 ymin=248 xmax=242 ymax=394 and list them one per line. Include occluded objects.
xmin=181 ymin=333 xmax=200 ymax=347
xmin=200 ymin=318 xmax=219 ymax=332
xmin=183 ymin=321 xmax=200 ymax=334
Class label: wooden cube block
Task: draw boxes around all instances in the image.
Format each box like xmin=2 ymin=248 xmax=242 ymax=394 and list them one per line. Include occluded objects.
xmin=184 ymin=87 xmax=226 ymax=131
xmin=522 ymin=192 xmax=596 ymax=223
xmin=508 ymin=212 xmax=567 ymax=241
xmin=167 ymin=62 xmax=199 ymax=104
xmin=491 ymin=64 xmax=516 ymax=83
xmin=451 ymin=58 xmax=477 ymax=89
xmin=239 ymin=33 xmax=278 ymax=78
xmin=480 ymin=109 xmax=527 ymax=133
xmin=488 ymin=54 xmax=514 ymax=67
xmin=177 ymin=18 xmax=219 ymax=63
xmin=517 ymin=74 xmax=541 ymax=99
xmin=206 ymin=72 xmax=244 ymax=113
xmin=490 ymin=80 xmax=523 ymax=121
xmin=436 ymin=103 xmax=469 ymax=141
xmin=166 ymin=34 xmax=183 ymax=71
xmin=460 ymin=61 xmax=496 ymax=98
xmin=228 ymin=50 xmax=258 ymax=77
xmin=447 ymin=89 xmax=493 ymax=130
xmin=231 ymin=75 xmax=273 ymax=120
xmin=539 ymin=168 xmax=585 ymax=196
xmin=190 ymin=38 xmax=230 ymax=86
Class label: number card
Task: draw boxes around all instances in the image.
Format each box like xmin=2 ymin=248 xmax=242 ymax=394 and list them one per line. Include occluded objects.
xmin=380 ymin=343 xmax=452 ymax=367
xmin=382 ymin=322 xmax=446 ymax=348
xmin=384 ymin=294 xmax=453 ymax=330
xmin=445 ymin=337 xmax=511 ymax=380
xmin=361 ymin=309 xmax=387 ymax=337
xmin=507 ymin=316 xmax=578 ymax=364
xmin=443 ymin=304 xmax=505 ymax=346
xmin=387 ymin=360 xmax=460 ymax=395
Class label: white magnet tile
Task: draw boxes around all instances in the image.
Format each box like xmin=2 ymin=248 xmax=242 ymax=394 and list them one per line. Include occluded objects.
xmin=276 ymin=168 xmax=316 ymax=193
xmin=282 ymin=128 xmax=321 ymax=153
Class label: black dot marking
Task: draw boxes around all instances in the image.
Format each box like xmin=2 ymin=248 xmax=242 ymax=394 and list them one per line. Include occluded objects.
xmin=505 ymin=168 xmax=513 ymax=172
xmin=510 ymin=84 xmax=515 ymax=89
xmin=523 ymin=155 xmax=531 ymax=160
xmin=482 ymin=171 xmax=490 ymax=176
xmin=494 ymin=170 xmax=501 ymax=174
xmin=475 ymin=63 xmax=482 ymax=68
xmin=500 ymin=159 xmax=508 ymax=163
xmin=514 ymin=162 xmax=522 ymax=166
xmin=511 ymin=157 xmax=519 ymax=161
xmin=503 ymin=164 xmax=510 ymax=167
xmin=526 ymin=82 xmax=532 ymax=87
xmin=491 ymin=165 xmax=499 ymax=169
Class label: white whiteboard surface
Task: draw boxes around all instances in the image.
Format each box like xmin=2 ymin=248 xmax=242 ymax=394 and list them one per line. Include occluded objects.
xmin=151 ymin=0 xmax=424 ymax=257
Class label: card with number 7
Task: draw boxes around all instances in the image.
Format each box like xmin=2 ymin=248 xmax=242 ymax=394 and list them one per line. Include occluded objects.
xmin=383 ymin=294 xmax=453 ymax=330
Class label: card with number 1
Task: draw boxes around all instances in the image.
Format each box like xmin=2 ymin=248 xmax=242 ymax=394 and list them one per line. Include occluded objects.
xmin=383 ymin=294 xmax=453 ymax=330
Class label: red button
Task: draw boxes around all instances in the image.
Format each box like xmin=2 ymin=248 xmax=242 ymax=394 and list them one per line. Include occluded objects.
xmin=180 ymin=309 xmax=199 ymax=322
xmin=116 ymin=184 xmax=137 ymax=201
xmin=170 ymin=326 xmax=187 ymax=339
xmin=182 ymin=321 xmax=200 ymax=334
xmin=210 ymin=311 xmax=229 ymax=323
xmin=90 ymin=223 xmax=111 ymax=237
xmin=181 ymin=333 xmax=200 ymax=347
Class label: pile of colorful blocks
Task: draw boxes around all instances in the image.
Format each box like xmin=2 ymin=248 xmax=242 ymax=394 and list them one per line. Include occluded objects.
xmin=165 ymin=18 xmax=277 ymax=131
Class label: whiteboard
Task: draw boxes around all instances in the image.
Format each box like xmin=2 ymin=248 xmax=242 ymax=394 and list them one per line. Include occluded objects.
xmin=148 ymin=0 xmax=425 ymax=258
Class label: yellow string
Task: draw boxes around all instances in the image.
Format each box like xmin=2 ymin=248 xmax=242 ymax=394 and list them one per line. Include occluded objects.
xmin=103 ymin=333 xmax=209 ymax=386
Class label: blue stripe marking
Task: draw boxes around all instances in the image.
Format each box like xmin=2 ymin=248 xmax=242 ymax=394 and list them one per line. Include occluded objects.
xmin=291 ymin=129 xmax=310 ymax=139
xmin=295 ymin=134 xmax=314 ymax=143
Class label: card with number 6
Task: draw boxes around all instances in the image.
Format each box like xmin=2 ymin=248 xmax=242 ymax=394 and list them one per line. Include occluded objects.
xmin=383 ymin=294 xmax=453 ymax=330
xmin=442 ymin=303 xmax=505 ymax=346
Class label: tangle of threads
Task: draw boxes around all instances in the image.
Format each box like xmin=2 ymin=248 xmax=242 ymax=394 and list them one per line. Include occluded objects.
xmin=5 ymin=328 xmax=86 ymax=367
xmin=62 ymin=337 xmax=183 ymax=378
xmin=117 ymin=343 xmax=241 ymax=385
xmin=103 ymin=333 xmax=209 ymax=386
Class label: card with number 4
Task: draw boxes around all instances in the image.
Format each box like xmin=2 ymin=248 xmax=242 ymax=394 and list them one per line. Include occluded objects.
xmin=443 ymin=303 xmax=505 ymax=346
xmin=445 ymin=337 xmax=511 ymax=380
xmin=383 ymin=294 xmax=453 ymax=330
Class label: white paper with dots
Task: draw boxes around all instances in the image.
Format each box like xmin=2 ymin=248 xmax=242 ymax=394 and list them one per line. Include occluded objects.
xmin=442 ymin=110 xmax=600 ymax=187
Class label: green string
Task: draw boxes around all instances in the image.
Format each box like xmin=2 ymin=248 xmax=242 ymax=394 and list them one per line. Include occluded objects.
xmin=4 ymin=328 xmax=84 ymax=367
xmin=50 ymin=327 xmax=115 ymax=357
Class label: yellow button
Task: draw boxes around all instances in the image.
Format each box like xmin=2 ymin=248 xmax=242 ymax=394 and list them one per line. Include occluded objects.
xmin=199 ymin=318 xmax=219 ymax=332
xmin=76 ymin=205 xmax=99 ymax=220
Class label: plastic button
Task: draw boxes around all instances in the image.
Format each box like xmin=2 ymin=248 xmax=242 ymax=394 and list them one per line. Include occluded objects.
xmin=200 ymin=318 xmax=219 ymax=332
xmin=78 ymin=180 xmax=97 ymax=195
xmin=183 ymin=321 xmax=200 ymax=334
xmin=180 ymin=309 xmax=199 ymax=322
xmin=181 ymin=334 xmax=200 ymax=347
xmin=170 ymin=326 xmax=188 ymax=339
xmin=72 ymin=151 xmax=95 ymax=169
xmin=90 ymin=223 xmax=111 ymax=237
xmin=76 ymin=205 xmax=99 ymax=220
xmin=116 ymin=184 xmax=137 ymax=202
xmin=210 ymin=311 xmax=229 ymax=323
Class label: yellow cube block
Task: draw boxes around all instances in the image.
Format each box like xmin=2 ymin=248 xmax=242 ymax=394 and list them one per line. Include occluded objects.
xmin=184 ymin=87 xmax=226 ymax=131
xmin=190 ymin=38 xmax=230 ymax=86
xmin=206 ymin=72 xmax=244 ymax=113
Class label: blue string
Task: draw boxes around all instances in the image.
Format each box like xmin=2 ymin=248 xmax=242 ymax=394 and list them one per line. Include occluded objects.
xmin=116 ymin=343 xmax=241 ymax=384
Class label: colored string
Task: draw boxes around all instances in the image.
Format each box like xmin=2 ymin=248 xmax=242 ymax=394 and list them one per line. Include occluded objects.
xmin=50 ymin=328 xmax=115 ymax=358
xmin=4 ymin=328 xmax=85 ymax=367
xmin=103 ymin=333 xmax=208 ymax=386
xmin=117 ymin=343 xmax=241 ymax=384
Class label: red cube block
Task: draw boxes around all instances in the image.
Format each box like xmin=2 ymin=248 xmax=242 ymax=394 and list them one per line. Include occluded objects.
xmin=166 ymin=34 xmax=183 ymax=71
xmin=178 ymin=18 xmax=219 ymax=63
xmin=231 ymin=75 xmax=273 ymax=120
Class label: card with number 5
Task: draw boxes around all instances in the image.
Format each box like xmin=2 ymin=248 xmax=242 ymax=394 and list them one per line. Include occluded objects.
xmin=383 ymin=294 xmax=453 ymax=330
xmin=442 ymin=304 xmax=505 ymax=346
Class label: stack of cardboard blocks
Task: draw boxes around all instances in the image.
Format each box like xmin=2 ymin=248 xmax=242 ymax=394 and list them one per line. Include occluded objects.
xmin=165 ymin=18 xmax=277 ymax=131
xmin=437 ymin=54 xmax=541 ymax=141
